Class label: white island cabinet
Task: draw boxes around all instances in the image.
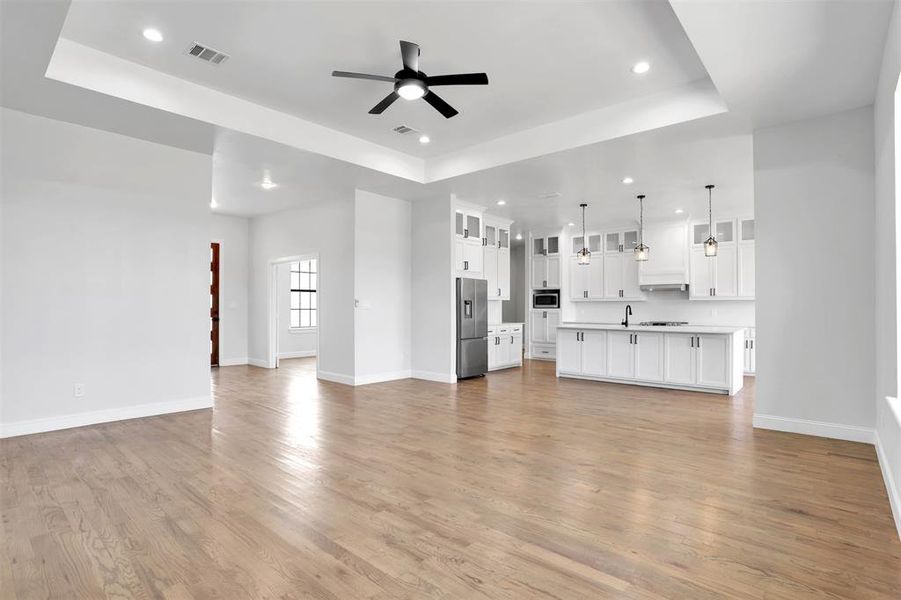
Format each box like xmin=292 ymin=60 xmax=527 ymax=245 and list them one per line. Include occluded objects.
xmin=556 ymin=323 xmax=745 ymax=395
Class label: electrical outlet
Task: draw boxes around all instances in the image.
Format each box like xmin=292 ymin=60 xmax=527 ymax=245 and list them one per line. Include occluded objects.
xmin=73 ymin=383 xmax=85 ymax=398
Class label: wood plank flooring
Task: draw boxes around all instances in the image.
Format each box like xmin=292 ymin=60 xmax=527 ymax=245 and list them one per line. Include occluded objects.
xmin=2 ymin=358 xmax=899 ymax=599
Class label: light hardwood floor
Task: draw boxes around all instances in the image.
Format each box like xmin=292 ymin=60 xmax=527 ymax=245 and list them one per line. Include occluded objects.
xmin=2 ymin=358 xmax=899 ymax=599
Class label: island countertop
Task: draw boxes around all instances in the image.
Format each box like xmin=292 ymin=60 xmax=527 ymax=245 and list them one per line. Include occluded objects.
xmin=558 ymin=322 xmax=746 ymax=335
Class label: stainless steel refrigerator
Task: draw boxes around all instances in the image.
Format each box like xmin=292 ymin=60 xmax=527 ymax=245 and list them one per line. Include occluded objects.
xmin=456 ymin=277 xmax=488 ymax=379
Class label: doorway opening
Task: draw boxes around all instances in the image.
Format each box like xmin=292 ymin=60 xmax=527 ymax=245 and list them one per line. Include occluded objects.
xmin=268 ymin=254 xmax=319 ymax=372
xmin=210 ymin=242 xmax=220 ymax=367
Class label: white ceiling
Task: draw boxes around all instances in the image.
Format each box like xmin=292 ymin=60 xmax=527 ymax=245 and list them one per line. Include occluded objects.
xmin=670 ymin=0 xmax=895 ymax=127
xmin=60 ymin=0 xmax=709 ymax=158
xmin=213 ymin=111 xmax=755 ymax=232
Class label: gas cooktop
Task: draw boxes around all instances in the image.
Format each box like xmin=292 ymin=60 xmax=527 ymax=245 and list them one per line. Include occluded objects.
xmin=637 ymin=321 xmax=689 ymax=326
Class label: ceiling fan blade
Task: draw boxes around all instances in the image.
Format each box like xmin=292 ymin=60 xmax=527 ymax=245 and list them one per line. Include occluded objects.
xmin=423 ymin=90 xmax=459 ymax=119
xmin=368 ymin=91 xmax=400 ymax=114
xmin=426 ymin=73 xmax=489 ymax=86
xmin=332 ymin=71 xmax=397 ymax=83
xmin=399 ymin=40 xmax=420 ymax=72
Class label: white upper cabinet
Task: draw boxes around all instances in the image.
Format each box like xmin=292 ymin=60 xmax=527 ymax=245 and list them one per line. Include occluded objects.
xmin=533 ymin=254 xmax=561 ymax=289
xmin=480 ymin=215 xmax=513 ymax=298
xmin=534 ymin=235 xmax=560 ymax=256
xmin=738 ymin=218 xmax=755 ymax=299
xmin=455 ymin=205 xmax=485 ymax=278
xmin=569 ymin=256 xmax=604 ymax=301
xmin=689 ymin=216 xmax=754 ymax=300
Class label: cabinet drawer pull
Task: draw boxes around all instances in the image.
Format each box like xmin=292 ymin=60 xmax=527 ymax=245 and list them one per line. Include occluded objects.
xmin=691 ymin=336 xmax=694 ymax=348
xmin=464 ymin=260 xmax=469 ymax=270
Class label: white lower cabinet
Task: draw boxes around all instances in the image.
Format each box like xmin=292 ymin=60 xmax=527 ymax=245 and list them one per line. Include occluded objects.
xmin=663 ymin=333 xmax=729 ymax=388
xmin=488 ymin=324 xmax=523 ymax=371
xmin=558 ymin=326 xmax=742 ymax=394
xmin=743 ymin=328 xmax=756 ymax=375
xmin=529 ymin=310 xmax=559 ymax=360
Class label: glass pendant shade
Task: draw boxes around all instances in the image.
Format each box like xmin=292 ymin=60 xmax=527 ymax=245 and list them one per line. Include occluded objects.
xmin=634 ymin=194 xmax=649 ymax=262
xmin=577 ymin=203 xmax=590 ymax=265
xmin=704 ymin=184 xmax=717 ymax=258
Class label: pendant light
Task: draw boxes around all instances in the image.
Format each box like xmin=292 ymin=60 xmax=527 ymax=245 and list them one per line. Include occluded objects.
xmin=704 ymin=184 xmax=718 ymax=257
xmin=577 ymin=203 xmax=590 ymax=265
xmin=634 ymin=194 xmax=649 ymax=261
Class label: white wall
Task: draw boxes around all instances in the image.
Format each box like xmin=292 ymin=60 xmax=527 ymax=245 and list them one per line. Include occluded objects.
xmin=873 ymin=0 xmax=901 ymax=540
xmin=275 ymin=261 xmax=318 ymax=359
xmin=754 ymin=106 xmax=876 ymax=440
xmin=248 ymin=200 xmax=354 ymax=380
xmin=353 ymin=190 xmax=411 ymax=383
xmin=502 ymin=242 xmax=527 ymax=324
xmin=411 ymin=195 xmax=455 ymax=382
xmin=0 ymin=108 xmax=212 ymax=437
xmin=211 ymin=213 xmax=249 ymax=365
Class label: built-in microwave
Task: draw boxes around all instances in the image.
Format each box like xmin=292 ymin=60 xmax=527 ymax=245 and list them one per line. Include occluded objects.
xmin=533 ymin=289 xmax=560 ymax=309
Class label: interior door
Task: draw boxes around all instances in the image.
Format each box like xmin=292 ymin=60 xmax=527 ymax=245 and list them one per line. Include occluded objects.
xmin=210 ymin=242 xmax=220 ymax=367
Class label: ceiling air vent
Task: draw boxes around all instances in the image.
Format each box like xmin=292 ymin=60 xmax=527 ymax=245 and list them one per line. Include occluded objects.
xmin=393 ymin=125 xmax=415 ymax=135
xmin=185 ymin=42 xmax=230 ymax=65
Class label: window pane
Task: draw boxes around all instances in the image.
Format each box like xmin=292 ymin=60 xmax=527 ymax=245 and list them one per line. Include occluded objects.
xmin=301 ymin=310 xmax=310 ymax=327
xmin=290 ymin=291 xmax=300 ymax=310
xmin=301 ymin=291 xmax=311 ymax=309
xmin=290 ymin=261 xmax=300 ymax=272
xmin=309 ymin=259 xmax=317 ymax=274
xmin=299 ymin=273 xmax=310 ymax=290
xmin=309 ymin=274 xmax=317 ymax=290
xmin=290 ymin=310 xmax=300 ymax=328
xmin=310 ymin=292 xmax=317 ymax=309
xmin=310 ymin=310 xmax=317 ymax=327
xmin=290 ymin=271 xmax=300 ymax=289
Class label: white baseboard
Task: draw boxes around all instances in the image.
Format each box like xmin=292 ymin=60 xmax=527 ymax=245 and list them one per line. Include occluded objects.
xmin=247 ymin=357 xmax=270 ymax=368
xmin=278 ymin=350 xmax=316 ymax=359
xmin=218 ymin=357 xmax=248 ymax=366
xmin=752 ymin=413 xmax=874 ymax=444
xmin=354 ymin=370 xmax=412 ymax=386
xmin=875 ymin=430 xmax=901 ymax=541
xmin=0 ymin=395 xmax=212 ymax=439
xmin=316 ymin=370 xmax=355 ymax=386
xmin=411 ymin=370 xmax=457 ymax=383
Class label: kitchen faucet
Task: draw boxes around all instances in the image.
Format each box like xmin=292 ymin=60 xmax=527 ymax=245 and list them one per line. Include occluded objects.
xmin=622 ymin=305 xmax=632 ymax=328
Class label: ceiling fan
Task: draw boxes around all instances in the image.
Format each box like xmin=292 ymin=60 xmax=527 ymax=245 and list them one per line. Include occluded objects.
xmin=332 ymin=40 xmax=489 ymax=119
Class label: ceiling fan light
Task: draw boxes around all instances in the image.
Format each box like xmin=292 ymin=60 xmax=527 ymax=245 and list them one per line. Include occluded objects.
xmin=397 ymin=80 xmax=426 ymax=100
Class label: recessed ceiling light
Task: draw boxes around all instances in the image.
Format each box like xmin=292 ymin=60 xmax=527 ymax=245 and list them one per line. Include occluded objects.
xmin=674 ymin=208 xmax=684 ymax=214
xmin=622 ymin=177 xmax=634 ymax=185
xmin=515 ymin=233 xmax=523 ymax=240
xmin=210 ymin=197 xmax=218 ymax=209
xmin=568 ymin=222 xmax=575 ymax=227
xmin=631 ymin=61 xmax=650 ymax=75
xmin=261 ymin=180 xmax=278 ymax=190
xmin=496 ymin=200 xmax=506 ymax=206
xmin=142 ymin=28 xmax=163 ymax=42
xmin=418 ymin=135 xmax=430 ymax=144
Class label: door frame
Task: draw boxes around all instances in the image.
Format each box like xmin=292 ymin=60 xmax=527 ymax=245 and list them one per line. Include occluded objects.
xmin=267 ymin=253 xmax=320 ymax=371
xmin=210 ymin=242 xmax=220 ymax=367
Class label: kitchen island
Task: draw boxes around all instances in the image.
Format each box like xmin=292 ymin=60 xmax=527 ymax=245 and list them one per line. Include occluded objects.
xmin=557 ymin=322 xmax=745 ymax=395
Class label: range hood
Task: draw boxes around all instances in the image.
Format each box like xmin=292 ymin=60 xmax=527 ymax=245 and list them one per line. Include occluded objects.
xmin=637 ymin=220 xmax=690 ymax=292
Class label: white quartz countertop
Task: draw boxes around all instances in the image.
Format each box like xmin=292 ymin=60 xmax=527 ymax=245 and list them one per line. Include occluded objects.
xmin=488 ymin=322 xmax=523 ymax=327
xmin=558 ymin=322 xmax=746 ymax=335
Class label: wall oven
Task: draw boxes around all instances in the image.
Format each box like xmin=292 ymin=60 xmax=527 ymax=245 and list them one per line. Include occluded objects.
xmin=533 ymin=289 xmax=560 ymax=309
